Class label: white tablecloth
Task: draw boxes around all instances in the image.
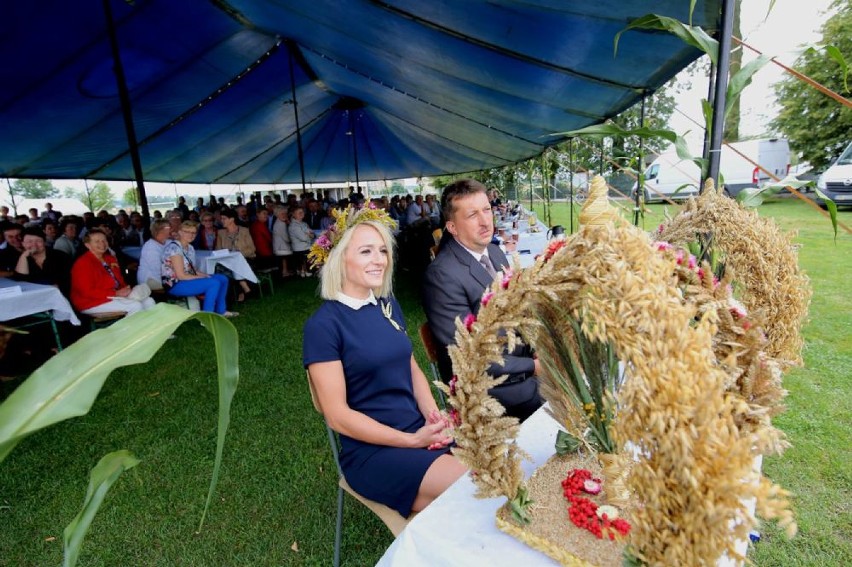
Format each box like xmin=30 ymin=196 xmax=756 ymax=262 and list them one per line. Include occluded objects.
xmin=196 ymin=251 xmax=258 ymax=283
xmin=499 ymin=217 xmax=550 ymax=269
xmin=377 ymin=408 xmax=561 ymax=567
xmin=377 ymin=406 xmax=752 ymax=566
xmin=0 ymin=278 xmax=81 ymax=326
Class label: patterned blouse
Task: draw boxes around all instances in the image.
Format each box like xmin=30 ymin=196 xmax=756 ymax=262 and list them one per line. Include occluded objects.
xmin=161 ymin=240 xmax=197 ymax=288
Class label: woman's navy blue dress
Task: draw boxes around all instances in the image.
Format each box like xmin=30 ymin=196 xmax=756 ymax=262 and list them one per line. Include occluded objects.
xmin=303 ymin=297 xmax=450 ymax=517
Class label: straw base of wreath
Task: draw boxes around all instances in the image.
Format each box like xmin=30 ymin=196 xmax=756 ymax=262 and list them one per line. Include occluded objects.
xmin=495 ymin=453 xmax=626 ymax=567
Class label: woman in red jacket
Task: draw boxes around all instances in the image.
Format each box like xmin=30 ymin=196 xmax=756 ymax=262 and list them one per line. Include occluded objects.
xmin=71 ymin=229 xmax=156 ymax=316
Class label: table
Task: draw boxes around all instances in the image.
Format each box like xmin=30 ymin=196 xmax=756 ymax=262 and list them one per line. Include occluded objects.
xmin=377 ymin=406 xmax=752 ymax=567
xmin=0 ymin=278 xmax=80 ymax=326
xmin=196 ymin=250 xmax=258 ymax=283
xmin=498 ymin=218 xmax=550 ymax=269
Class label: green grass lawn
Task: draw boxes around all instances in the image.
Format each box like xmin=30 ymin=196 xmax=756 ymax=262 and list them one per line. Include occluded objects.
xmin=1 ymin=198 xmax=849 ymax=566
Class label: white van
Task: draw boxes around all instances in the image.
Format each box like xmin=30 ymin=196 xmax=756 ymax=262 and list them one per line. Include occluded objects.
xmin=635 ymin=138 xmax=790 ymax=203
xmin=816 ymin=141 xmax=852 ymax=207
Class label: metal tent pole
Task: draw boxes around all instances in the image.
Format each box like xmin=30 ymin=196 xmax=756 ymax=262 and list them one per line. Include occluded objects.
xmin=568 ymin=139 xmax=574 ymax=234
xmin=288 ymin=46 xmax=307 ymax=194
xmin=350 ymin=111 xmax=361 ymax=191
xmin=706 ymin=0 xmax=736 ymax=191
xmin=633 ymin=94 xmax=646 ymax=226
xmin=102 ymin=0 xmax=150 ymax=222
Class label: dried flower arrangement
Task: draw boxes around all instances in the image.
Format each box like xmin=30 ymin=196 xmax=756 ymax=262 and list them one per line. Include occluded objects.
xmin=441 ymin=176 xmax=798 ymax=566
xmin=656 ymin=180 xmax=811 ymax=366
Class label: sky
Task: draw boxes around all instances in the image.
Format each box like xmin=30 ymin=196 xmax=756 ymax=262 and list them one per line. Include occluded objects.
xmin=671 ymin=0 xmax=837 ymax=151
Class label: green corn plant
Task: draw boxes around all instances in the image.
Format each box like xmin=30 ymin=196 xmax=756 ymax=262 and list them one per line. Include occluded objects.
xmin=0 ymin=303 xmax=240 ymax=565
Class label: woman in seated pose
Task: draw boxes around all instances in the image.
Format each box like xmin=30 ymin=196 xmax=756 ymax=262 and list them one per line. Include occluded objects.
xmin=14 ymin=226 xmax=71 ymax=295
xmin=70 ymin=229 xmax=156 ymax=316
xmin=215 ymin=208 xmax=255 ymax=302
xmin=162 ymin=220 xmax=235 ymax=317
xmin=303 ymin=206 xmax=466 ymax=517
xmin=193 ymin=212 xmax=219 ymax=251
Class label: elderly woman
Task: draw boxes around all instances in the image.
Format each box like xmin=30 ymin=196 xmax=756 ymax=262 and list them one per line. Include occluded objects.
xmin=272 ymin=205 xmax=293 ymax=277
xmin=193 ymin=212 xmax=219 ymax=251
xmin=288 ymin=205 xmax=314 ymax=277
xmin=215 ymin=208 xmax=255 ymax=301
xmin=70 ymin=229 xmax=155 ymax=316
xmin=14 ymin=226 xmax=71 ymax=295
xmin=303 ymin=207 xmax=465 ymax=518
xmin=162 ymin=221 xmax=235 ymax=317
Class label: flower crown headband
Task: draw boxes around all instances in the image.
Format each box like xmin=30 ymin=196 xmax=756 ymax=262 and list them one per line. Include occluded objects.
xmin=308 ymin=204 xmax=398 ymax=269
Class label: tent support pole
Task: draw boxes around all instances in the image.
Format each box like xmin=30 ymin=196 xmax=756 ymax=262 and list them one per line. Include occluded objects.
xmin=102 ymin=0 xmax=150 ymax=222
xmin=633 ymin=93 xmax=646 ymax=226
xmin=288 ymin=47 xmax=307 ymax=194
xmin=568 ymin=139 xmax=574 ymax=234
xmin=706 ymin=0 xmax=735 ymax=192
xmin=350 ymin=112 xmax=360 ymax=190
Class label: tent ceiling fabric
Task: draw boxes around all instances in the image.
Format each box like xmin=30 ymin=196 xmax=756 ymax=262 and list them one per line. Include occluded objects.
xmin=1 ymin=0 xmax=720 ymax=184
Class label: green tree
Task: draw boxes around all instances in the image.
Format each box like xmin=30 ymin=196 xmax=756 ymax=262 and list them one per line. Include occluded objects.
xmin=11 ymin=179 xmax=59 ymax=199
xmin=771 ymin=1 xmax=852 ymax=171
xmin=67 ymin=181 xmax=115 ymax=212
xmin=123 ymin=186 xmax=140 ymax=211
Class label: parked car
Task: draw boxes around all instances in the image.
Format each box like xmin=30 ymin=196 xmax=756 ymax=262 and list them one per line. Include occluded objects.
xmin=816 ymin=142 xmax=852 ymax=208
xmin=634 ymin=138 xmax=790 ymax=203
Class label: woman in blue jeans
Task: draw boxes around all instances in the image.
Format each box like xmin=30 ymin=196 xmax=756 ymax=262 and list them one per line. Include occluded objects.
xmin=162 ymin=220 xmax=237 ymax=317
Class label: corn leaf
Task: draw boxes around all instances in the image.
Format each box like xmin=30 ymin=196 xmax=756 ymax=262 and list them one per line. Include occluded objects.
xmin=614 ymin=14 xmax=718 ymax=65
xmin=737 ymin=175 xmax=813 ymax=207
xmin=63 ymin=450 xmax=140 ymax=567
xmin=814 ymin=189 xmax=839 ymax=241
xmin=0 ymin=303 xmax=239 ymax=531
xmin=725 ymin=55 xmax=772 ymax=119
xmin=556 ymin=122 xmax=678 ymax=144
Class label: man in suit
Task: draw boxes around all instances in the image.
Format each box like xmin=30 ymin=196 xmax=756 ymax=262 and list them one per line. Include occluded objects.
xmin=422 ymin=179 xmax=542 ymax=421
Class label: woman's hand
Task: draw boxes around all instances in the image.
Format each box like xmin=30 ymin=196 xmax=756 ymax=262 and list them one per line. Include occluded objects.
xmin=115 ymin=286 xmax=132 ymax=297
xmin=411 ymin=420 xmax=453 ymax=450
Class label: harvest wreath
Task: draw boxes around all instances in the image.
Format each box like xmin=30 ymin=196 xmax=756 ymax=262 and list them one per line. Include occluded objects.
xmin=439 ymin=176 xmax=801 ymax=566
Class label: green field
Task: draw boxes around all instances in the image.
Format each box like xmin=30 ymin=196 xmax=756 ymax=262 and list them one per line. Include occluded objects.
xmin=1 ymin=197 xmax=849 ymax=566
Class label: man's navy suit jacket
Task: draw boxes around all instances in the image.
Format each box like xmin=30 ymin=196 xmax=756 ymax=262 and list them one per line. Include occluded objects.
xmin=422 ymin=236 xmax=536 ymax=382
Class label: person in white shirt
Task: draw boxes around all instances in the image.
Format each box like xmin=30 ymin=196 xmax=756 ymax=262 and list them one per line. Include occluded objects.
xmin=137 ymin=220 xmax=171 ymax=290
xmin=406 ymin=195 xmax=427 ymax=226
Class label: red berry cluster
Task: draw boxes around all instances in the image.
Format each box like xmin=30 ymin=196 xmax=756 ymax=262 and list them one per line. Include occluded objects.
xmin=561 ymin=469 xmax=631 ymax=541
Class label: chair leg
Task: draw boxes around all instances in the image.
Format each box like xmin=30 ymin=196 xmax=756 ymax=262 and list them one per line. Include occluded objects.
xmin=334 ymin=485 xmax=344 ymax=567
xmin=49 ymin=313 xmax=62 ymax=351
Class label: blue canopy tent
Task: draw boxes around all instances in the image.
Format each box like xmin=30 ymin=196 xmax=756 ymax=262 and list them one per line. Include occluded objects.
xmin=1 ymin=0 xmax=722 ymax=188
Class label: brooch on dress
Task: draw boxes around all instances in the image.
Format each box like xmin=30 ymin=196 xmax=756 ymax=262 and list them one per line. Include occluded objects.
xmin=381 ymin=300 xmax=404 ymax=332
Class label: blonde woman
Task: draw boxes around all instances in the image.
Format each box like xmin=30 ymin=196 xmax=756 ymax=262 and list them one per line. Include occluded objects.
xmin=303 ymin=207 xmax=465 ymax=518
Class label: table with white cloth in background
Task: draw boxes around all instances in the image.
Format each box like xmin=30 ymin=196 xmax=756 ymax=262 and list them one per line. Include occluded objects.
xmin=196 ymin=250 xmax=258 ymax=284
xmin=377 ymin=405 xmax=754 ymax=567
xmin=0 ymin=278 xmax=81 ymax=326
xmin=497 ymin=216 xmax=550 ymax=269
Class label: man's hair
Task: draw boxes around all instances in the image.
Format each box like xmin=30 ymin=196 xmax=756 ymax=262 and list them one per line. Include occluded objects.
xmin=219 ymin=208 xmax=237 ymax=220
xmin=320 ymin=221 xmax=395 ymax=300
xmin=440 ymin=178 xmax=487 ymax=220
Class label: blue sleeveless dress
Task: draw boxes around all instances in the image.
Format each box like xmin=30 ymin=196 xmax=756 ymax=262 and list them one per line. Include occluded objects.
xmin=303 ymin=297 xmax=451 ymax=517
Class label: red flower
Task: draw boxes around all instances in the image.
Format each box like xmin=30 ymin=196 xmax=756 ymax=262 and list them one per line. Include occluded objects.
xmin=501 ymin=268 xmax=514 ymax=290
xmin=481 ymin=290 xmax=495 ymax=307
xmin=463 ymin=313 xmax=476 ymax=332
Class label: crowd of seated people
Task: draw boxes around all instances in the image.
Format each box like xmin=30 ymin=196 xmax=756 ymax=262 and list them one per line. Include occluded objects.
xmin=1 ymin=189 xmax=441 ymax=330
